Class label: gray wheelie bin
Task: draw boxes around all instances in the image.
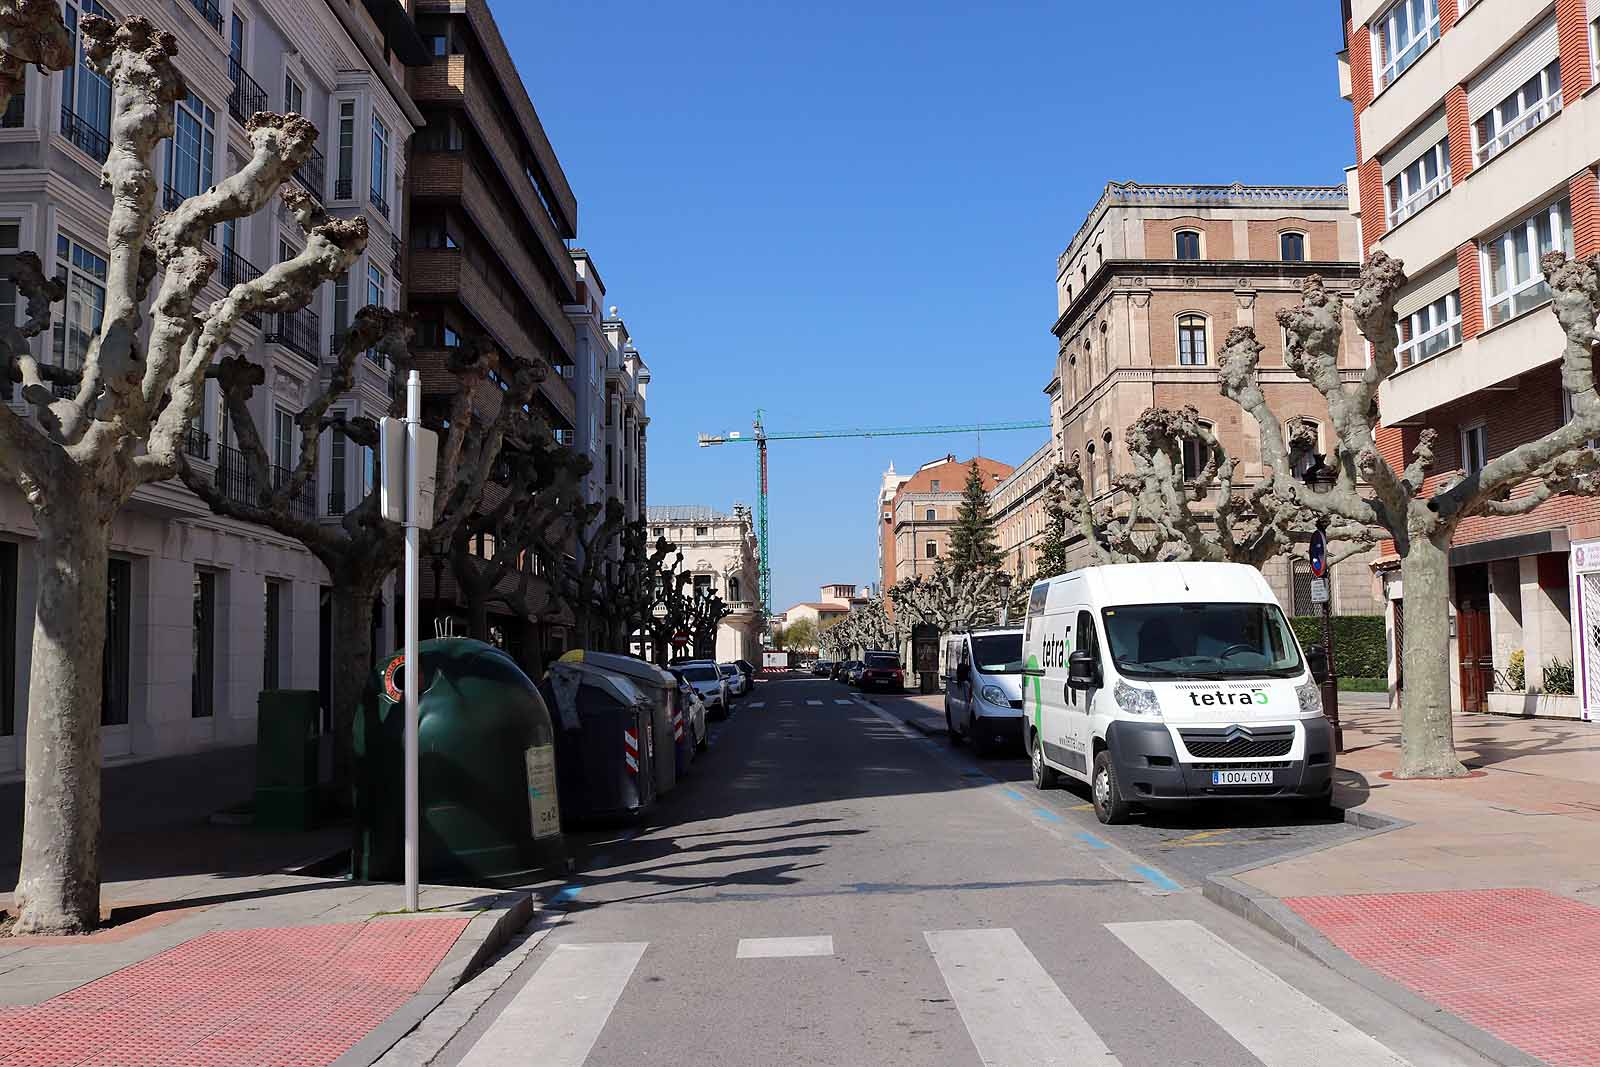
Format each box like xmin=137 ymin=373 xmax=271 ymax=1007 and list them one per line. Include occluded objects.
xmin=561 ymin=651 xmax=687 ymax=794
xmin=543 ymin=658 xmax=656 ymax=826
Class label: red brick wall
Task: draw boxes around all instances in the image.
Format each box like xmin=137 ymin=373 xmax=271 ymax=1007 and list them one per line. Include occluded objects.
xmin=1358 ymin=161 xmax=1385 ymax=254
xmin=1445 ymin=85 xmax=1473 ymax=183
xmin=893 ymin=456 xmax=1013 ymax=498
xmin=1350 ymin=24 xmax=1374 ymax=117
xmin=1439 ymin=0 xmax=1459 ymax=32
xmin=1558 ymin=0 xmax=1594 ymax=104
xmin=1245 ymin=219 xmax=1343 ymax=260
xmin=1456 ymin=242 xmax=1484 ymax=341
xmin=1146 ymin=217 xmax=1234 ymax=260
xmin=1571 ymin=169 xmax=1600 ymax=258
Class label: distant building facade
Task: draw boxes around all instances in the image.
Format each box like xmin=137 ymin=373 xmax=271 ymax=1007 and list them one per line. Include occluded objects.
xmin=1049 ymin=180 xmax=1380 ymax=617
xmin=880 ymin=455 xmax=1013 ymax=605
xmin=647 ymin=506 xmax=761 ymax=661
xmin=776 ymin=584 xmax=856 ymax=641
xmin=988 ymin=441 xmax=1056 ymax=581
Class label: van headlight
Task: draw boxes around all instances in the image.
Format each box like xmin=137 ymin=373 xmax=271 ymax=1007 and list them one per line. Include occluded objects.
xmin=1296 ymin=680 xmax=1323 ymax=716
xmin=1114 ymin=679 xmax=1160 ymax=717
xmin=980 ymin=684 xmax=1007 ymax=706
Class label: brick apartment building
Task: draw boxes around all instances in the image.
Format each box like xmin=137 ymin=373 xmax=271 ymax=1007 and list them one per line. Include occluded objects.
xmin=1049 ymin=181 xmax=1381 ymax=617
xmin=878 ymin=454 xmax=1013 ymax=609
xmin=1340 ymin=0 xmax=1600 ymax=715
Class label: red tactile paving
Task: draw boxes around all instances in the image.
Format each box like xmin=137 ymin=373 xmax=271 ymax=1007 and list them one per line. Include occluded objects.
xmin=0 ymin=916 xmax=469 ymax=1066
xmin=1286 ymin=888 xmax=1600 ymax=1067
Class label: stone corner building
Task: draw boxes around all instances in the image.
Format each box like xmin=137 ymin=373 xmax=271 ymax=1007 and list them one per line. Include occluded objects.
xmin=1049 ymin=180 xmax=1381 ymax=617
xmin=645 ymin=506 xmax=762 ymax=662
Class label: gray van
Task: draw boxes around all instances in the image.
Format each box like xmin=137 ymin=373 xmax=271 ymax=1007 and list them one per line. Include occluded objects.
xmin=943 ymin=628 xmax=1026 ymax=755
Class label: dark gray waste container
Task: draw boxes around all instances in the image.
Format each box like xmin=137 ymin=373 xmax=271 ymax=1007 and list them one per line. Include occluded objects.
xmin=542 ymin=660 xmax=656 ymax=826
xmin=562 ymin=651 xmax=685 ymax=794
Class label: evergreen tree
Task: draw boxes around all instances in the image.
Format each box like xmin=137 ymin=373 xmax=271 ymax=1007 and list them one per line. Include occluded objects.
xmin=1032 ymin=465 xmax=1071 ymax=580
xmin=948 ymin=460 xmax=1002 ymax=579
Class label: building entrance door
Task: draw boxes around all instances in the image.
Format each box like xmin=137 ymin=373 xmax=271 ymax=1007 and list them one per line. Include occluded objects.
xmin=1456 ymin=565 xmax=1492 ymax=714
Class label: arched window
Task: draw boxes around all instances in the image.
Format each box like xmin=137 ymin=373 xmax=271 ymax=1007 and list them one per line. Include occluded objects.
xmin=1103 ymin=428 xmax=1115 ymax=481
xmin=1085 ymin=441 xmax=1097 ymax=495
xmin=925 ymin=540 xmax=937 ymax=560
xmin=1280 ymin=230 xmax=1307 ymax=262
xmin=1178 ymin=314 xmax=1208 ymax=366
xmin=925 ymin=507 xmax=935 ymax=522
xmin=728 ymin=576 xmax=741 ymax=602
xmin=1175 ymin=229 xmax=1202 ymax=260
xmin=1182 ymin=420 xmax=1214 ymax=480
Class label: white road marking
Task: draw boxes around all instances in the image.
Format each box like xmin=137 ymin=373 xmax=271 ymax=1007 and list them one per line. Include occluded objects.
xmin=925 ymin=928 xmax=1120 ymax=1065
xmin=1107 ymin=920 xmax=1411 ymax=1066
xmin=833 ymin=699 xmax=853 ymax=705
xmin=805 ymin=699 xmax=823 ymax=706
xmin=457 ymin=942 xmax=646 ymax=1067
xmin=736 ymin=935 xmax=834 ymax=958
xmin=748 ymin=701 xmax=765 ymax=709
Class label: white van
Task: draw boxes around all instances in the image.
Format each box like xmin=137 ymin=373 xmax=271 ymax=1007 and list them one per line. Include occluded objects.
xmin=1021 ymin=562 xmax=1334 ymax=824
xmin=942 ymin=628 xmax=1025 ymax=755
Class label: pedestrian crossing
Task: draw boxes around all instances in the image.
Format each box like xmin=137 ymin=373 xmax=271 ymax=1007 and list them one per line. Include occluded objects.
xmin=456 ymin=920 xmax=1415 ymax=1066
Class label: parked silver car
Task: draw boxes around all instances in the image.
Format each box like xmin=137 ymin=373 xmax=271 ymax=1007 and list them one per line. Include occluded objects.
xmin=719 ymin=661 xmax=749 ymax=698
xmin=675 ymin=660 xmax=729 ymax=719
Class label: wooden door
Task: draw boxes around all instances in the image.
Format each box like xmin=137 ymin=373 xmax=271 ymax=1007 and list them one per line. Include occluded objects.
xmin=1457 ymin=598 xmax=1492 ymax=713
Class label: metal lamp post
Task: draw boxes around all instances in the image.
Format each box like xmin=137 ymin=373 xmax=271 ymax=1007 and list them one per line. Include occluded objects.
xmin=997 ymin=570 xmax=1013 ymax=627
xmin=1302 ymin=454 xmax=1342 ymax=752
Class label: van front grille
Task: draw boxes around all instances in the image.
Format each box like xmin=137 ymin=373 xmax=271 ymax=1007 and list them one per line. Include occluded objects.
xmin=1179 ymin=726 xmax=1294 ymax=759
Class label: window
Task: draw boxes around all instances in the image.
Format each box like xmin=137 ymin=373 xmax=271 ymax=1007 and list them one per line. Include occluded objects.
xmin=929 ymin=480 xmax=941 ymax=492
xmin=274 ymin=408 xmax=293 ymax=472
xmin=52 ymin=234 xmax=107 ymax=376
xmin=1476 ymin=59 xmax=1561 ymax=165
xmin=694 ymin=525 xmax=709 ymax=536
xmin=1292 ymin=560 xmax=1315 ymax=617
xmin=729 ymin=577 xmax=741 ymax=602
xmin=2 ymin=68 xmax=23 ymax=127
xmin=362 ymin=444 xmax=375 ymax=498
xmin=1181 ymin=422 xmax=1213 ymax=480
xmin=332 ymin=272 xmax=349 ymax=332
xmin=925 ymin=507 xmax=935 ymax=521
xmin=282 ymin=72 xmax=303 ymax=115
xmin=1177 ymin=314 xmax=1207 ymax=366
xmin=0 ymin=220 xmax=18 ymax=397
xmin=1397 ymin=291 xmax=1462 ymax=367
xmin=167 ymin=90 xmax=217 ymax=208
xmin=1483 ymin=198 xmax=1571 ymax=328
xmin=329 ymin=427 xmax=346 ymax=514
xmin=1280 ymin=232 xmax=1306 ymax=262
xmin=60 ymin=0 xmax=112 ymax=161
xmin=1374 ymin=0 xmax=1439 ymax=89
xmin=335 ymin=100 xmax=354 ymax=198
xmin=1174 ymin=230 xmax=1201 ymax=260
xmin=264 ymin=580 xmax=282 ymax=690
xmin=103 ymin=558 xmax=130 ymax=726
xmin=1460 ymin=423 xmax=1487 ymax=475
xmin=370 ymin=113 xmax=390 ymax=216
xmin=367 ymin=263 xmax=386 ymax=310
xmin=427 ymin=33 xmax=447 ymax=56
xmin=0 ymin=542 xmax=15 ymax=736
xmin=925 ymin=540 xmax=937 ymax=559
xmin=1387 ymin=137 xmax=1450 ymax=228
xmin=193 ymin=570 xmax=215 ymax=718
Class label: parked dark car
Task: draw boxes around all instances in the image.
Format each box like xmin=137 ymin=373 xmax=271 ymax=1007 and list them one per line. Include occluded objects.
xmin=813 ymin=660 xmax=833 ymax=677
xmin=846 ymin=661 xmax=867 ymax=686
xmin=831 ymin=660 xmax=858 ymax=682
xmin=857 ymin=651 xmax=905 ymax=691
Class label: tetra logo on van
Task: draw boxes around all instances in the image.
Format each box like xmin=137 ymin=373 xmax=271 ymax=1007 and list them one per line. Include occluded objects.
xmin=1041 ymin=634 xmax=1071 ymax=670
xmin=1187 ymin=688 xmax=1269 ymax=706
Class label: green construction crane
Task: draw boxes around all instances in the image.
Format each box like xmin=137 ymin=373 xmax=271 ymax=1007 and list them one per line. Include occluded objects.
xmin=697 ymin=412 xmax=1052 ymax=621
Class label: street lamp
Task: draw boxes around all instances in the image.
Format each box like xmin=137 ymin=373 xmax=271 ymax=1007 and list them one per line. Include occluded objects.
xmin=997 ymin=570 xmax=1014 ymax=627
xmin=1301 ymin=453 xmax=1342 ymax=752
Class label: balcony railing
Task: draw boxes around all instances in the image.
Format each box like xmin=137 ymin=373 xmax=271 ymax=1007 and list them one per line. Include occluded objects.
xmin=227 ymin=58 xmax=267 ymax=122
xmin=217 ymin=447 xmax=314 ymax=518
xmin=327 ymin=488 xmax=346 ymax=516
xmin=60 ymin=107 xmax=110 ymax=163
xmin=188 ymin=0 xmax=222 ymax=32
xmin=219 ymin=247 xmax=263 ymax=324
xmin=335 ymin=177 xmax=353 ymax=200
xmin=369 ymin=187 xmax=389 ymax=220
xmin=183 ymin=424 xmax=211 ymax=461
xmin=265 ymin=307 xmax=321 ymax=364
xmin=1477 ymin=96 xmax=1562 ymax=166
xmin=273 ymin=465 xmax=314 ymax=520
xmin=293 ymin=146 xmax=325 ymax=201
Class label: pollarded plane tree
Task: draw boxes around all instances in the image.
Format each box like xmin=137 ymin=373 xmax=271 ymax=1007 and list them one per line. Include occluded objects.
xmin=1059 ymin=405 xmax=1376 ymax=571
xmin=556 ymin=497 xmax=626 ymax=651
xmin=888 ymin=562 xmax=1005 ymax=636
xmin=0 ymin=5 xmax=366 ymax=933
xmin=180 ymin=322 xmax=542 ymax=789
xmin=1219 ymin=252 xmax=1600 ymax=778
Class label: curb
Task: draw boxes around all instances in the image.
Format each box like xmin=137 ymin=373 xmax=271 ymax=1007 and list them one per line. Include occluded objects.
xmin=334 ymin=890 xmax=536 ymax=1067
xmin=903 ymin=717 xmax=947 ymax=739
xmin=1202 ymin=808 xmax=1539 ymax=1066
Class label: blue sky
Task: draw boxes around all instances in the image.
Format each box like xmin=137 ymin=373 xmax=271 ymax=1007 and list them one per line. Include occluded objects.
xmin=495 ymin=0 xmax=1355 ymax=611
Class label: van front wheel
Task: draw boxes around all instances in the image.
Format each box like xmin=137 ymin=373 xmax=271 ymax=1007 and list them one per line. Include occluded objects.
xmin=1031 ymin=733 xmax=1058 ymax=790
xmin=1092 ymin=750 xmax=1131 ymax=824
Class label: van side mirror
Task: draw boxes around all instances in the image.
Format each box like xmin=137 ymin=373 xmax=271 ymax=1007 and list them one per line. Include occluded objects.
xmin=1067 ymin=650 xmax=1100 ymax=690
xmin=1306 ymin=644 xmax=1329 ymax=684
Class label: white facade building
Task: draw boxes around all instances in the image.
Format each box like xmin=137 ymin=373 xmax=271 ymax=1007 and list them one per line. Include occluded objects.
xmin=646 ymin=505 xmax=762 ymax=662
xmin=0 ymin=0 xmax=426 ymax=774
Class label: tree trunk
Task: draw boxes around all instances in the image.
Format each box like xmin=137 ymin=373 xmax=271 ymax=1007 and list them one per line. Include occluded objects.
xmin=13 ymin=502 xmax=110 ymax=934
xmin=330 ymin=586 xmax=376 ymax=796
xmin=1397 ymin=533 xmax=1469 ymax=778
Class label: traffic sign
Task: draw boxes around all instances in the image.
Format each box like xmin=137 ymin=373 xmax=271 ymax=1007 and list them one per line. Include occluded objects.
xmin=1310 ymin=577 xmax=1329 ymax=604
xmin=1309 ymin=529 xmax=1328 ymax=579
xmin=672 ymin=630 xmax=690 ymax=648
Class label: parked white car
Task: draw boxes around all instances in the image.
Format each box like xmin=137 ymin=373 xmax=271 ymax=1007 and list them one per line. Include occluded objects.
xmin=670 ymin=670 xmax=709 ymax=752
xmin=675 ymin=660 xmax=729 ymax=719
xmin=719 ymin=661 xmax=749 ymax=698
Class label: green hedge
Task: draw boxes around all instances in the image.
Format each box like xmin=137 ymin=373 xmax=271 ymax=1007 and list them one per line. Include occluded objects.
xmin=1290 ymin=614 xmax=1387 ymax=679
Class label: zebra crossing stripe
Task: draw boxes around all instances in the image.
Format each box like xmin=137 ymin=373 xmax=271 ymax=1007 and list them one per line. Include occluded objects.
xmin=1106 ymin=920 xmax=1411 ymax=1066
xmin=457 ymin=942 xmax=647 ymax=1067
xmin=925 ymin=928 xmax=1120 ymax=1065
xmin=833 ymin=699 xmax=853 ymax=705
xmin=805 ymin=699 xmax=823 ymax=706
xmin=748 ymin=701 xmax=765 ymax=708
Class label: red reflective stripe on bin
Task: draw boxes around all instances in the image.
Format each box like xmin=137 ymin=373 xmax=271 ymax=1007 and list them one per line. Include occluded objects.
xmin=624 ymin=728 xmax=640 ymax=774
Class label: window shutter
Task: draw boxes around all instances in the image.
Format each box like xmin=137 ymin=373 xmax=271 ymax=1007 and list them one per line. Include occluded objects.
xmin=1394 ymin=261 xmax=1461 ymax=319
xmin=1467 ymin=16 xmax=1559 ymax=120
xmin=1380 ymin=107 xmax=1449 ymax=183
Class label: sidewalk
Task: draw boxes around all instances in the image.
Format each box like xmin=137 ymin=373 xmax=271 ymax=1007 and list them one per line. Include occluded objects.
xmin=1221 ymin=704 xmax=1600 ymax=1067
xmin=0 ymin=746 xmax=533 ymax=1065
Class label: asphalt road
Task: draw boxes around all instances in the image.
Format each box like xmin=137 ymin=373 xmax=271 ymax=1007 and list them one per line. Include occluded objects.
xmin=424 ymin=674 xmax=1491 ymax=1067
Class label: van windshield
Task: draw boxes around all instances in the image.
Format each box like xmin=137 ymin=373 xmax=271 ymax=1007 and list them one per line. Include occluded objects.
xmin=1100 ymin=602 xmax=1303 ymax=680
xmin=971 ymin=634 xmax=1023 ymax=674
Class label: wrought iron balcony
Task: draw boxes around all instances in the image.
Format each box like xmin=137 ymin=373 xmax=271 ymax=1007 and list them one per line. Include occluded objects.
xmin=227 ymin=58 xmax=267 ymax=122
xmin=188 ymin=0 xmax=222 ymax=32
xmin=335 ymin=177 xmax=353 ymax=200
xmin=265 ymin=307 xmax=322 ymax=364
xmin=219 ymin=247 xmax=263 ymax=324
xmin=183 ymin=424 xmax=211 ymax=461
xmin=60 ymin=107 xmax=110 ymax=163
xmin=293 ymin=146 xmax=325 ymax=201
xmin=215 ymin=444 xmax=255 ymax=509
xmin=369 ymin=187 xmax=389 ymax=220
xmin=272 ymin=465 xmax=314 ymax=521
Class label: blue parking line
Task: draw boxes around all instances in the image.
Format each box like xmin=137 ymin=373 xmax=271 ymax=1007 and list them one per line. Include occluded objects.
xmin=1131 ymin=864 xmax=1182 ymax=892
xmin=1075 ymin=832 xmax=1110 ymax=850
xmin=1003 ymin=788 xmax=1026 ymax=802
xmin=551 ymin=884 xmax=582 ymax=904
xmin=1032 ymin=807 xmax=1062 ymax=822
